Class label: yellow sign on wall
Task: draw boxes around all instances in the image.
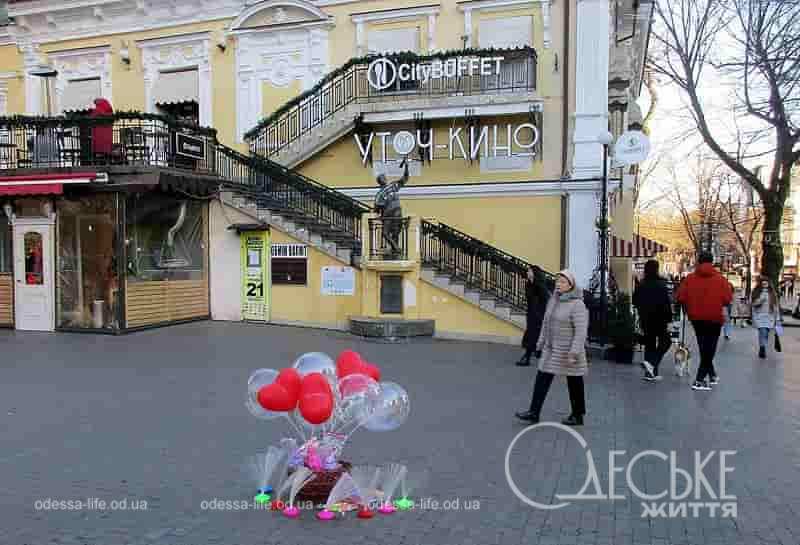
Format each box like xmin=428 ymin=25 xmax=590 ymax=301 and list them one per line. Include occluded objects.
xmin=241 ymin=230 xmax=270 ymax=321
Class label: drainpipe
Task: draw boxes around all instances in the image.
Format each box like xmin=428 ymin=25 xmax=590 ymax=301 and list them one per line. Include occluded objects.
xmin=561 ymin=0 xmax=571 ymax=176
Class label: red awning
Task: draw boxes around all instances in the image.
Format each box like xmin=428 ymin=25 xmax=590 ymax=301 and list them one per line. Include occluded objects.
xmin=0 ymin=183 xmax=62 ymax=196
xmin=612 ymin=234 xmax=668 ymax=258
xmin=0 ymin=172 xmax=97 ymax=197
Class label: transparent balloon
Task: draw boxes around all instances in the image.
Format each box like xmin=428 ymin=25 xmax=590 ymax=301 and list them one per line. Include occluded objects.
xmin=245 ymin=368 xmax=280 ymax=420
xmin=364 ymin=381 xmax=410 ymax=432
xmin=330 ymin=373 xmax=381 ymax=437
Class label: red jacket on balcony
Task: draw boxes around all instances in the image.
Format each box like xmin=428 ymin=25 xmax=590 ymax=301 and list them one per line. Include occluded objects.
xmin=90 ymin=98 xmax=114 ymax=155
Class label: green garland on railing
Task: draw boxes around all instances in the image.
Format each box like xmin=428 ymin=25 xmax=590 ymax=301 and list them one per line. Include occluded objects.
xmin=243 ymin=46 xmax=537 ymax=141
xmin=0 ymin=110 xmax=217 ymax=137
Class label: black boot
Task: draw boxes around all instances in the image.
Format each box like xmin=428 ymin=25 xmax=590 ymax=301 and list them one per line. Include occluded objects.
xmin=515 ymin=358 xmax=531 ymax=367
xmin=759 ymin=346 xmax=766 ymax=359
xmin=561 ymin=414 xmax=584 ymax=426
xmin=515 ymin=411 xmax=539 ymax=423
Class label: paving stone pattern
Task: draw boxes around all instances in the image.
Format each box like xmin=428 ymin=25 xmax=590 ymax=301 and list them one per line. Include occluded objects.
xmin=1 ymin=321 xmax=799 ymax=545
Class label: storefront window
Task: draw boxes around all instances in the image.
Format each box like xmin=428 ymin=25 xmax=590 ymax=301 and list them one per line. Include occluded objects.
xmin=125 ymin=193 xmax=205 ymax=282
xmin=0 ymin=209 xmax=11 ymax=273
xmin=24 ymin=232 xmax=43 ymax=284
xmin=57 ymin=195 xmax=119 ymax=329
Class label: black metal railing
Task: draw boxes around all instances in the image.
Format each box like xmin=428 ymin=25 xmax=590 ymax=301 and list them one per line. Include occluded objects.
xmin=0 ymin=113 xmax=371 ymax=247
xmin=246 ymin=47 xmax=538 ymax=158
xmin=420 ymin=219 xmax=554 ymax=311
xmin=369 ymin=217 xmax=410 ymax=261
xmin=0 ymin=114 xmax=217 ymax=171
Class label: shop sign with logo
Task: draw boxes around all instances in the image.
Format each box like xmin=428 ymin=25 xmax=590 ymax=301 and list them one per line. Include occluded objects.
xmin=614 ymin=130 xmax=650 ymax=166
xmin=176 ymin=133 xmax=206 ymax=160
xmin=354 ymin=124 xmax=540 ymax=164
xmin=241 ymin=231 xmax=270 ymax=321
xmin=368 ymin=56 xmax=505 ymax=91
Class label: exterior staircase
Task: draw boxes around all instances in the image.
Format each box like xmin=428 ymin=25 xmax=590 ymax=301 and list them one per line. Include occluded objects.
xmin=419 ymin=219 xmax=555 ymax=330
xmin=244 ymin=47 xmax=541 ymax=168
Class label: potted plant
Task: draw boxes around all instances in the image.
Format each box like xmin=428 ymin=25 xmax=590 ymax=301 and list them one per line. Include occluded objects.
xmin=607 ymin=293 xmax=636 ymax=364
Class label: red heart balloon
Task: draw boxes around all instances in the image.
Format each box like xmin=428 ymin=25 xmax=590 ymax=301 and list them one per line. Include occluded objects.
xmin=275 ymin=368 xmax=302 ymax=400
xmin=299 ymin=392 xmax=333 ymax=424
xmin=301 ymin=372 xmax=332 ymax=397
xmin=257 ymin=383 xmax=297 ymax=412
xmin=363 ymin=363 xmax=381 ymax=382
xmin=336 ymin=350 xmax=363 ymax=378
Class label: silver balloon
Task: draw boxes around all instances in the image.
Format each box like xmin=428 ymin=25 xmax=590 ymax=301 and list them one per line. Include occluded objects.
xmin=330 ymin=373 xmax=381 ymax=436
xmin=364 ymin=381 xmax=410 ymax=432
xmin=245 ymin=368 xmax=280 ymax=420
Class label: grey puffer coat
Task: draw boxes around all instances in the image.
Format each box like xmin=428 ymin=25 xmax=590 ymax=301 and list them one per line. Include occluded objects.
xmin=536 ymin=286 xmax=589 ymax=377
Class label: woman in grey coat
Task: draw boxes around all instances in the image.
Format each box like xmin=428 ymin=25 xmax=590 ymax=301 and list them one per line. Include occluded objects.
xmin=515 ymin=270 xmax=589 ymax=426
xmin=751 ymin=276 xmax=779 ymax=359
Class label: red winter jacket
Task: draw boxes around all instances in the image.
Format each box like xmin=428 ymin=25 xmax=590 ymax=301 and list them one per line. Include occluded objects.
xmin=676 ymin=263 xmax=733 ymax=324
xmin=90 ymin=98 xmax=114 ymax=154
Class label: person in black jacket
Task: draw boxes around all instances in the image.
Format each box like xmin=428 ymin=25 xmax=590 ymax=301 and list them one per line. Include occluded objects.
xmin=632 ymin=259 xmax=673 ymax=381
xmin=516 ymin=265 xmax=551 ymax=366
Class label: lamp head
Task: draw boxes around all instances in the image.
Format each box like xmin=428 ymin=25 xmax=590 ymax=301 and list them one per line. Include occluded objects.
xmin=597 ymin=131 xmax=614 ymax=146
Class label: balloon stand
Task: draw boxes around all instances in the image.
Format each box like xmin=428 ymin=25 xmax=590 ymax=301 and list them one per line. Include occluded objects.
xmin=245 ymin=350 xmax=413 ymax=521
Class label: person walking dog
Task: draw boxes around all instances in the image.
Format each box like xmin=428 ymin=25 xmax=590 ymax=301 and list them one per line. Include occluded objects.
xmin=515 ymin=270 xmax=589 ymax=426
xmin=633 ymin=259 xmax=673 ymax=381
xmin=676 ymin=252 xmax=733 ymax=391
xmin=751 ymin=276 xmax=779 ymax=359
xmin=516 ymin=266 xmax=551 ymax=366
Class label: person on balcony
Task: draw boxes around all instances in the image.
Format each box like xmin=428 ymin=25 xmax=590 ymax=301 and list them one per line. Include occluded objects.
xmin=516 ymin=265 xmax=550 ymax=367
xmin=374 ymin=157 xmax=409 ymax=258
xmin=515 ymin=270 xmax=589 ymax=426
xmin=90 ymin=98 xmax=114 ymax=162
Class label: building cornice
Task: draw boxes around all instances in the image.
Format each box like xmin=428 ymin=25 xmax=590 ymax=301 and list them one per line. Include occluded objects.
xmin=134 ymin=31 xmax=211 ymax=49
xmin=351 ymin=5 xmax=441 ymax=24
xmin=336 ymin=179 xmax=618 ymax=200
xmin=47 ymin=44 xmax=111 ymax=57
xmin=457 ymin=0 xmax=541 ymax=12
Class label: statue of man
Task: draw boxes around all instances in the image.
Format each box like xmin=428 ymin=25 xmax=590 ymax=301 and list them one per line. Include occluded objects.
xmin=374 ymin=158 xmax=409 ymax=257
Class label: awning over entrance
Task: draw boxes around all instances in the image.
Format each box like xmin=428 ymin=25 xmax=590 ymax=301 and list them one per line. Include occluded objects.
xmin=0 ymin=172 xmax=97 ymax=196
xmin=612 ymin=234 xmax=668 ymax=258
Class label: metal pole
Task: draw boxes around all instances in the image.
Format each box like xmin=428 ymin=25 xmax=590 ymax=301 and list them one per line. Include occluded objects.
xmin=600 ymin=143 xmax=609 ymax=345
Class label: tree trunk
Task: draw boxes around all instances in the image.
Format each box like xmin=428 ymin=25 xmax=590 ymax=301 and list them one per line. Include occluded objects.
xmin=761 ymin=197 xmax=785 ymax=289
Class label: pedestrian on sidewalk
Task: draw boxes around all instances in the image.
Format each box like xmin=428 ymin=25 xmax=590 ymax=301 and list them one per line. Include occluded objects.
xmin=633 ymin=259 xmax=673 ymax=382
xmin=515 ymin=270 xmax=589 ymax=426
xmin=516 ymin=266 xmax=551 ymax=366
xmin=723 ymin=278 xmax=735 ymax=340
xmin=751 ymin=276 xmax=779 ymax=359
xmin=676 ymin=252 xmax=733 ymax=391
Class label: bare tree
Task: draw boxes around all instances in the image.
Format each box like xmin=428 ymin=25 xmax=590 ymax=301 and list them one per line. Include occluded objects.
xmin=650 ymin=0 xmax=800 ymax=286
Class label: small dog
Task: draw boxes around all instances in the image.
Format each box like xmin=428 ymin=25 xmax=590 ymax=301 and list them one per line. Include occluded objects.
xmin=674 ymin=343 xmax=691 ymax=377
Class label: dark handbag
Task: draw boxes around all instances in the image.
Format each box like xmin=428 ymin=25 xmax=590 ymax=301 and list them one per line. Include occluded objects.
xmin=775 ymin=334 xmax=782 ymax=353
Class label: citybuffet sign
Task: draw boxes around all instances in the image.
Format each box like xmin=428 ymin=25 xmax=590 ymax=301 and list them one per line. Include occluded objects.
xmin=354 ymin=124 xmax=540 ymax=164
xmin=367 ymin=55 xmax=506 ymax=90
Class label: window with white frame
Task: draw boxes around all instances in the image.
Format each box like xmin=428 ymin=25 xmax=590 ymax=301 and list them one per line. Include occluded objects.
xmin=367 ymin=26 xmax=420 ymax=54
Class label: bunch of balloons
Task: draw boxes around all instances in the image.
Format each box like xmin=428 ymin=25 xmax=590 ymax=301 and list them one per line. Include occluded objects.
xmin=246 ymin=350 xmax=410 ymax=452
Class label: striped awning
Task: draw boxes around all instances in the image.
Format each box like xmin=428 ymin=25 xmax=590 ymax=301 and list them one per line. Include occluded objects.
xmin=61 ymin=78 xmax=101 ymax=112
xmin=612 ymin=234 xmax=668 ymax=258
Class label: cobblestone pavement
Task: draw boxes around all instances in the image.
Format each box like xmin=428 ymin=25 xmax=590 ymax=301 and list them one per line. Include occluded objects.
xmin=1 ymin=321 xmax=800 ymax=545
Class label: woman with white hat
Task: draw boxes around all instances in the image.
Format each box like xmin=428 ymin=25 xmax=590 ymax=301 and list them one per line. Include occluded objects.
xmin=515 ymin=270 xmax=589 ymax=426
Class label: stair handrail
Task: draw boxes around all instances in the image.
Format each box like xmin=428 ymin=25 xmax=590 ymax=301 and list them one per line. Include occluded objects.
xmin=420 ymin=218 xmax=555 ymax=310
xmin=245 ymin=46 xmax=538 ymax=157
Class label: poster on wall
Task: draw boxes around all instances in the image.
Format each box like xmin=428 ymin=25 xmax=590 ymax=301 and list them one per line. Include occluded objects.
xmin=321 ymin=266 xmax=355 ymax=296
xmin=241 ymin=230 xmax=270 ymax=321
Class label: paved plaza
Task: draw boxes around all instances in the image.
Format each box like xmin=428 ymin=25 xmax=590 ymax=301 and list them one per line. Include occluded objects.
xmin=1 ymin=321 xmax=800 ymax=545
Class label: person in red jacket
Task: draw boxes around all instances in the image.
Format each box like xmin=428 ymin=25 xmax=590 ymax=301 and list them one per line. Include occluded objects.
xmin=90 ymin=98 xmax=114 ymax=159
xmin=676 ymin=252 xmax=733 ymax=390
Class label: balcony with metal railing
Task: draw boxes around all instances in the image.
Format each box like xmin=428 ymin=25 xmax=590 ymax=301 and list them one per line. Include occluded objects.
xmin=245 ymin=47 xmax=539 ymax=162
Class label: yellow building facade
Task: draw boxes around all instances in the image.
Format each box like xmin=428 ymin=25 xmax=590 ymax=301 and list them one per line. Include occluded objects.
xmin=0 ymin=0 xmax=651 ymax=342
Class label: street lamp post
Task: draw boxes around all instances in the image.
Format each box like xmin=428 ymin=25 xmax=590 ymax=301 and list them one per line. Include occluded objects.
xmin=598 ymin=131 xmax=614 ymax=345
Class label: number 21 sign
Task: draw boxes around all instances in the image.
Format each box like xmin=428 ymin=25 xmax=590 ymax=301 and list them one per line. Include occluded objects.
xmin=241 ymin=230 xmax=270 ymax=322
